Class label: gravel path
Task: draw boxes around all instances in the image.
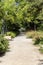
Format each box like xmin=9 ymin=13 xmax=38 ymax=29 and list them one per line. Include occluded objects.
xmin=0 ymin=35 xmax=43 ymax=65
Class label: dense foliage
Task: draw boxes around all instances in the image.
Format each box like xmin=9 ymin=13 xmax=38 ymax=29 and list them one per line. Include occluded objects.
xmin=0 ymin=35 xmax=9 ymax=54
xmin=0 ymin=0 xmax=43 ymax=33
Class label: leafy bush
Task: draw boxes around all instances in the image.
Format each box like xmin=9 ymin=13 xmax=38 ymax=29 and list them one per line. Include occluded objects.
xmin=0 ymin=35 xmax=9 ymax=54
xmin=34 ymin=36 xmax=43 ymax=45
xmin=6 ymin=32 xmax=16 ymax=38
xmin=34 ymin=36 xmax=40 ymax=45
xmin=11 ymin=32 xmax=16 ymax=38
xmin=34 ymin=36 xmax=43 ymax=44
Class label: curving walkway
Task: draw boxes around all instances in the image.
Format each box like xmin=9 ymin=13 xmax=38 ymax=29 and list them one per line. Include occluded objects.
xmin=0 ymin=35 xmax=43 ymax=65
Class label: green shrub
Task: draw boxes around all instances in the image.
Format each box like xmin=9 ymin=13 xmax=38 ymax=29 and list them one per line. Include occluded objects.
xmin=34 ymin=36 xmax=40 ymax=45
xmin=11 ymin=32 xmax=16 ymax=38
xmin=34 ymin=36 xmax=43 ymax=44
xmin=0 ymin=35 xmax=9 ymax=54
xmin=6 ymin=32 xmax=16 ymax=38
xmin=39 ymin=46 xmax=43 ymax=53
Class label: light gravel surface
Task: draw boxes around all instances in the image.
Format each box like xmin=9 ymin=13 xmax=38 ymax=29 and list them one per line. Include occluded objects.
xmin=0 ymin=35 xmax=43 ymax=65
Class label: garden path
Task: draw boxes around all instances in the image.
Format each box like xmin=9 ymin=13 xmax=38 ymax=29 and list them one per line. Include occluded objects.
xmin=0 ymin=35 xmax=43 ymax=65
